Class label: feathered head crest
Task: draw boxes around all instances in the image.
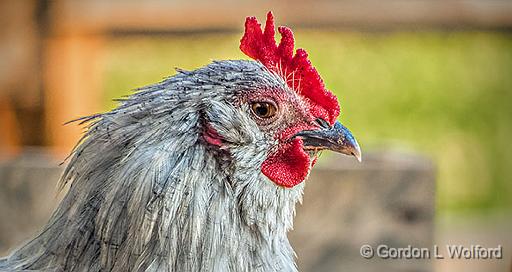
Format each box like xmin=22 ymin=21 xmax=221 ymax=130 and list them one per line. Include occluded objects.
xmin=240 ymin=12 xmax=340 ymax=125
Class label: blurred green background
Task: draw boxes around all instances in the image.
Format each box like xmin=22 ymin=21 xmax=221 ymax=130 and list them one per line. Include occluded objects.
xmin=102 ymin=31 xmax=512 ymax=214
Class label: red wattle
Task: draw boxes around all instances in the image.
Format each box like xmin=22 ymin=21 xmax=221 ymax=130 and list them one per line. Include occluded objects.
xmin=261 ymin=139 xmax=311 ymax=188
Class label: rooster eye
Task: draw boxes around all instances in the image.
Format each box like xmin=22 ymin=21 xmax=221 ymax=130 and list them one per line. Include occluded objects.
xmin=251 ymin=102 xmax=277 ymax=119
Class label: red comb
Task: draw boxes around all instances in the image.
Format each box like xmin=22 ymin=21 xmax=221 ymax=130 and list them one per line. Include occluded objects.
xmin=240 ymin=12 xmax=340 ymax=125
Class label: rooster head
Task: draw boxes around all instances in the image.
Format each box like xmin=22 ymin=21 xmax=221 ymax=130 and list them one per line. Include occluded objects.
xmin=201 ymin=12 xmax=360 ymax=188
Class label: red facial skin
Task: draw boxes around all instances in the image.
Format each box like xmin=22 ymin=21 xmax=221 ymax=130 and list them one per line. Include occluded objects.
xmin=240 ymin=12 xmax=341 ymax=188
xmin=245 ymin=89 xmax=321 ymax=188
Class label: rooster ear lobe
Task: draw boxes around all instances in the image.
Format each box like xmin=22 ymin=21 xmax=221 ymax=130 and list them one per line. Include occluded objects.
xmin=202 ymin=123 xmax=225 ymax=147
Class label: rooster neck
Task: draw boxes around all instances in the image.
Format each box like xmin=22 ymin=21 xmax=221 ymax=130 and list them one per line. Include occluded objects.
xmin=152 ymin=138 xmax=304 ymax=272
xmin=159 ymin=143 xmax=303 ymax=271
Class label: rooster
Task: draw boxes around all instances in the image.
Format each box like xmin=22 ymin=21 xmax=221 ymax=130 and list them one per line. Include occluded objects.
xmin=0 ymin=12 xmax=360 ymax=272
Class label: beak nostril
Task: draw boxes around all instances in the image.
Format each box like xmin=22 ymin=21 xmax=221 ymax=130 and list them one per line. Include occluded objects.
xmin=315 ymin=118 xmax=331 ymax=129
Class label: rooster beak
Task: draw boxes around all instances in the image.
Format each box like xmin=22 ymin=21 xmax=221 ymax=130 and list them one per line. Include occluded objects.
xmin=294 ymin=120 xmax=362 ymax=162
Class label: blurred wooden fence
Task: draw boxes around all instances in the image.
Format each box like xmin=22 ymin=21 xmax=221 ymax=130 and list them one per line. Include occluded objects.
xmin=1 ymin=0 xmax=512 ymax=155
xmin=0 ymin=150 xmax=435 ymax=272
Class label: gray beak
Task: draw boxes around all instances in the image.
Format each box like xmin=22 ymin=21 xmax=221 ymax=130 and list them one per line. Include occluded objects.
xmin=294 ymin=120 xmax=362 ymax=162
